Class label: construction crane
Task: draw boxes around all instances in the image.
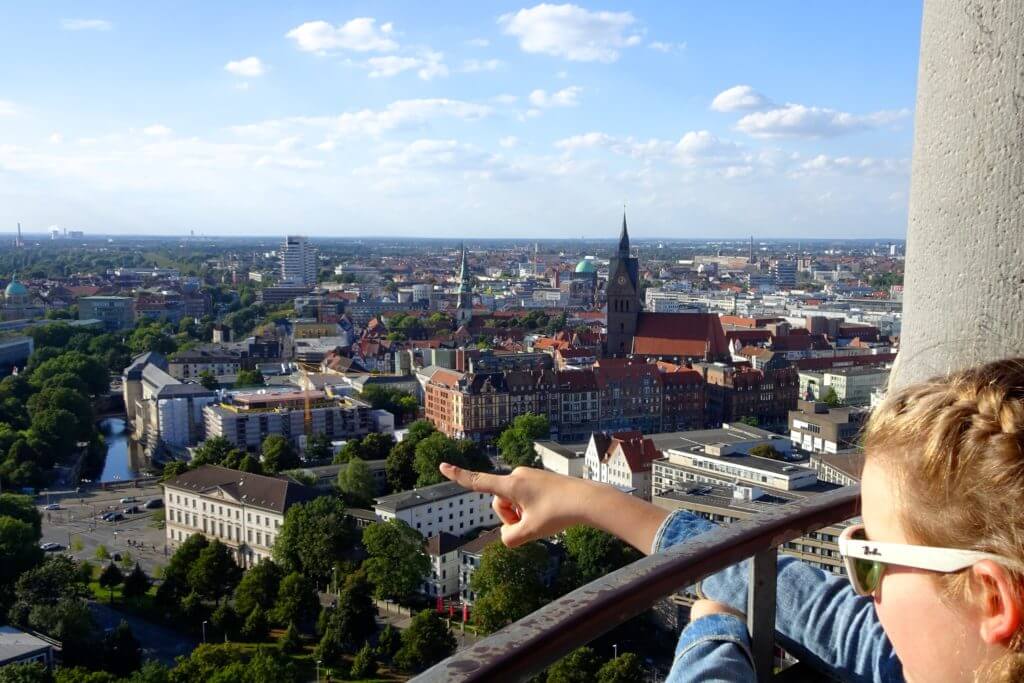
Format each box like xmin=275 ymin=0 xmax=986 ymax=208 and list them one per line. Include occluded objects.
xmin=295 ymin=360 xmax=321 ymax=441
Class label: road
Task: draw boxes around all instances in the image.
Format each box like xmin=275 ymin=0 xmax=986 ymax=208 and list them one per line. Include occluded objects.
xmin=39 ymin=482 xmax=170 ymax=574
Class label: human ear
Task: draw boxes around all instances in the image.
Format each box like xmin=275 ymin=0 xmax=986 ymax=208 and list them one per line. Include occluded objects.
xmin=971 ymin=560 xmax=1022 ymax=645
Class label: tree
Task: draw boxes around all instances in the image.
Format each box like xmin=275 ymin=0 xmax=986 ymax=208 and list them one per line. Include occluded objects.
xmin=28 ymin=408 xmax=79 ymax=461
xmin=161 ymin=460 xmax=189 ymax=481
xmin=190 ymin=436 xmax=234 ymax=467
xmin=748 ymin=444 xmax=785 ymax=461
xmin=412 ymin=432 xmax=457 ymax=486
xmin=121 ymin=563 xmax=152 ymax=600
xmin=127 ymin=323 xmax=176 ymax=356
xmin=0 ymin=516 xmax=43 ymax=588
xmin=233 ymin=559 xmax=283 ymax=616
xmin=237 ymin=454 xmax=263 ymax=474
xmin=261 ymin=435 xmax=300 ymax=474
xmin=272 ymin=572 xmax=319 ymax=628
xmin=328 ymin=570 xmax=377 ymax=651
xmin=234 ymin=369 xmax=265 ymax=388
xmin=0 ymin=662 xmax=50 ymax=683
xmin=98 ymin=562 xmax=124 ymax=602
xmin=822 ymin=386 xmax=842 ymax=407
xmin=103 ymin=620 xmax=141 ymax=677
xmin=547 ymin=647 xmax=601 ymax=683
xmin=336 ymin=457 xmax=375 ymax=506
xmin=273 ymin=497 xmax=353 ymax=583
xmin=29 ymin=351 xmax=108 ymax=396
xmin=8 ymin=555 xmax=90 ymax=627
xmin=559 ymin=525 xmax=641 ymax=590
xmin=305 ymin=432 xmax=333 ymax=462
xmin=0 ymin=494 xmax=42 ymax=535
xmin=241 ymin=606 xmax=270 ymax=642
xmin=376 ymin=624 xmax=401 ymax=662
xmin=350 ymin=643 xmax=378 ymax=678
xmin=188 ymin=539 xmax=242 ymax=602
xmin=198 ymin=370 xmax=219 ymax=390
xmin=278 ymin=621 xmax=302 ymax=654
xmin=738 ymin=416 xmax=760 ymax=428
xmin=210 ymin=601 xmax=241 ymax=641
xmin=385 ymin=440 xmax=418 ymax=492
xmin=360 ymin=385 xmax=418 ymax=423
xmin=362 ymin=519 xmax=430 ymax=603
xmin=497 ymin=413 xmax=550 ymax=468
xmin=596 ymin=652 xmax=642 ymax=682
xmin=157 ymin=533 xmax=209 ymax=608
xmin=314 ymin=628 xmax=344 ymax=666
xmin=27 ymin=387 xmax=93 ymax=441
xmin=394 ymin=610 xmax=456 ymax=673
xmin=471 ymin=541 xmax=549 ymax=633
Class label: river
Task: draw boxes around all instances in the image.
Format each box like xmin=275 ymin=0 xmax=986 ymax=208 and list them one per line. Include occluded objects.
xmin=97 ymin=417 xmax=151 ymax=483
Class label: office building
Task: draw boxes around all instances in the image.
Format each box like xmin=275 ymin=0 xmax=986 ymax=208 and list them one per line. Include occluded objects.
xmin=281 ymin=235 xmax=317 ymax=286
xmin=79 ymin=295 xmax=136 ymax=331
xmin=373 ymin=480 xmax=498 ymax=538
xmin=788 ymin=400 xmax=868 ymax=454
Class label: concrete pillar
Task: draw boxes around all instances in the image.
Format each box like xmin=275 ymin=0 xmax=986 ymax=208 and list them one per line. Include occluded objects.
xmin=892 ymin=0 xmax=1024 ymax=389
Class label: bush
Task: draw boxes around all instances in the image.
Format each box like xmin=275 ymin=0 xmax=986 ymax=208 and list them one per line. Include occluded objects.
xmin=349 ymin=643 xmax=378 ymax=678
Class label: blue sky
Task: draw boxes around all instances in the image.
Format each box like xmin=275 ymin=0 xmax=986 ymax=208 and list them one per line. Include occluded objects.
xmin=0 ymin=2 xmax=922 ymax=239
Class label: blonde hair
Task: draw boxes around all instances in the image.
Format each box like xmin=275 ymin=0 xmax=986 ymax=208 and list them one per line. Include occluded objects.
xmin=864 ymin=358 xmax=1024 ymax=682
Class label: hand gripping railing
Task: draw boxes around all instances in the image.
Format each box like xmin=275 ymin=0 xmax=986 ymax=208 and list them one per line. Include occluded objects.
xmin=415 ymin=485 xmax=860 ymax=683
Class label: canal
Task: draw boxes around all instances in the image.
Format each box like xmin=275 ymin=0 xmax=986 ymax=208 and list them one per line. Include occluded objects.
xmin=97 ymin=417 xmax=152 ymax=483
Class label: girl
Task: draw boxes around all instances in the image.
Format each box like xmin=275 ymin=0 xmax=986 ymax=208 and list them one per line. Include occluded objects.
xmin=439 ymin=358 xmax=1024 ymax=682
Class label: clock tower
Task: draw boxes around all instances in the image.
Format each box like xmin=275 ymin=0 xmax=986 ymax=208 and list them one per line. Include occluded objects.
xmin=605 ymin=211 xmax=641 ymax=356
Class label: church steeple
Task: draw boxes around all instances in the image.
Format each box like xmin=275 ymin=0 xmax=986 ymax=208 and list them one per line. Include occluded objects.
xmin=456 ymin=242 xmax=473 ymax=325
xmin=618 ymin=209 xmax=630 ymax=257
xmin=457 ymin=242 xmax=469 ymax=292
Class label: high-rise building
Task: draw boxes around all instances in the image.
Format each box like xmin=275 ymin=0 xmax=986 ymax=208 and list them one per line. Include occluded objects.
xmin=280 ymin=235 xmax=317 ymax=286
xmin=770 ymin=260 xmax=797 ymax=289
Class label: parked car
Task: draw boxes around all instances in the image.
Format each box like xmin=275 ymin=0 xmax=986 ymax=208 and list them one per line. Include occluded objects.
xmin=39 ymin=542 xmax=64 ymax=552
xmin=123 ymin=506 xmax=140 ymax=515
xmin=108 ymin=512 xmax=125 ymax=522
xmin=119 ymin=497 xmax=137 ymax=504
xmin=43 ymin=503 xmax=61 ymax=510
xmin=144 ymin=498 xmax=163 ymax=509
xmin=99 ymin=512 xmax=116 ymax=521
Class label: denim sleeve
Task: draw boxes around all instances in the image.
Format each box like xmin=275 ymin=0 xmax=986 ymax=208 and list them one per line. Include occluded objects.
xmin=652 ymin=510 xmax=904 ymax=683
xmin=665 ymin=613 xmax=757 ymax=683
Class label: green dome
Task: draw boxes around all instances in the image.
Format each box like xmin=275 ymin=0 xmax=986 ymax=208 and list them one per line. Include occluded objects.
xmin=575 ymin=259 xmax=597 ymax=274
xmin=4 ymin=281 xmax=27 ymax=298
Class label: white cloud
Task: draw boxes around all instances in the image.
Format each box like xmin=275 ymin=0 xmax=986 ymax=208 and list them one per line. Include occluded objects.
xmin=792 ymin=154 xmax=909 ymax=177
xmin=555 ymin=131 xmax=615 ymax=151
xmin=461 ymin=59 xmax=502 ymax=73
xmin=555 ymin=129 xmax=746 ymax=169
xmin=492 ymin=94 xmax=519 ymax=105
xmin=49 ymin=132 xmax=63 ymax=144
xmin=61 ymin=18 xmax=112 ymax=31
xmin=499 ymin=4 xmax=642 ymax=63
xmin=371 ymin=139 xmax=526 ymax=183
xmin=225 ymin=57 xmax=265 ymax=77
xmin=143 ymin=124 xmax=173 ymax=137
xmin=466 ymin=38 xmax=490 ymax=47
xmin=528 ymin=86 xmax=582 ymax=108
xmin=286 ymin=18 xmax=398 ymax=54
xmin=499 ymin=136 xmax=520 ymax=148
xmin=649 ymin=41 xmax=685 ymax=53
xmin=736 ymin=104 xmax=910 ymax=138
xmin=366 ymin=51 xmax=448 ymax=80
xmin=710 ymin=85 xmax=772 ymax=112
xmin=0 ymin=100 xmax=16 ymax=117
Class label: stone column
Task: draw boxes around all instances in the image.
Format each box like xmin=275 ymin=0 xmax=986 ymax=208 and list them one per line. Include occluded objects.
xmin=891 ymin=0 xmax=1024 ymax=389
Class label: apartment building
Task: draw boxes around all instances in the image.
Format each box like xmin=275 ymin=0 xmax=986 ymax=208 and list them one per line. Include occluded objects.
xmin=162 ymin=465 xmax=318 ymax=567
xmin=788 ymin=400 xmax=868 ymax=454
xmin=373 ymin=480 xmax=498 ymax=538
xmin=583 ymin=431 xmax=662 ymax=500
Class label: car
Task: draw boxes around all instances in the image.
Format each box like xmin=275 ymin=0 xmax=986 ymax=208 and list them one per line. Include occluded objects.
xmin=119 ymin=497 xmax=137 ymax=504
xmin=108 ymin=512 xmax=125 ymax=522
xmin=39 ymin=542 xmax=64 ymax=552
xmin=123 ymin=506 xmax=140 ymax=515
xmin=43 ymin=503 xmax=61 ymax=510
xmin=144 ymin=498 xmax=163 ymax=509
xmin=99 ymin=512 xmax=115 ymax=521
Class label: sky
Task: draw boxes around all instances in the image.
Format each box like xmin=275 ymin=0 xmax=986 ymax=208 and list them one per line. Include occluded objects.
xmin=0 ymin=2 xmax=923 ymax=239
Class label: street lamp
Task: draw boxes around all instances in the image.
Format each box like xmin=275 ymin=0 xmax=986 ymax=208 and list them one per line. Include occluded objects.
xmin=316 ymin=660 xmax=322 ymax=683
xmin=202 ymin=620 xmax=208 ymax=644
xmin=613 ymin=643 xmax=618 ymax=660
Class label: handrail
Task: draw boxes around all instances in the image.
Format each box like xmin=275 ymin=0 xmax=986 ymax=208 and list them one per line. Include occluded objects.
xmin=414 ymin=484 xmax=860 ymax=682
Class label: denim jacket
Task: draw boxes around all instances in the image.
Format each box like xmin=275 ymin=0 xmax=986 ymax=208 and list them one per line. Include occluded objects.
xmin=654 ymin=510 xmax=904 ymax=683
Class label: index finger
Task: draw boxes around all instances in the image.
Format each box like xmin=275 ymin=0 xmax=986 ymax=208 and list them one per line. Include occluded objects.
xmin=439 ymin=462 xmax=511 ymax=496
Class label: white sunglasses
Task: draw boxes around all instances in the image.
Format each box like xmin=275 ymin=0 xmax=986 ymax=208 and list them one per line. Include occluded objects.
xmin=837 ymin=523 xmax=1006 ymax=596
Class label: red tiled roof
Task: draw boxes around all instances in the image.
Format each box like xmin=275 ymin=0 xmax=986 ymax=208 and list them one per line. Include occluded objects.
xmin=608 ymin=435 xmax=661 ymax=473
xmin=632 ymin=313 xmax=728 ymax=359
xmin=725 ymin=329 xmax=773 ymax=345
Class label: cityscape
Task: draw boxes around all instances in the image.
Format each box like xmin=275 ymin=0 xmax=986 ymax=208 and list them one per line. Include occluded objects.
xmin=4 ymin=2 xmax=1024 ymax=683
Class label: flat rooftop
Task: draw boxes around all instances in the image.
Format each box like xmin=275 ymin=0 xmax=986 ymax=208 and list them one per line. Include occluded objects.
xmin=374 ymin=480 xmax=479 ymax=512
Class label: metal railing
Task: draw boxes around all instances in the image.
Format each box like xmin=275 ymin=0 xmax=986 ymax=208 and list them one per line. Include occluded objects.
xmin=415 ymin=485 xmax=860 ymax=682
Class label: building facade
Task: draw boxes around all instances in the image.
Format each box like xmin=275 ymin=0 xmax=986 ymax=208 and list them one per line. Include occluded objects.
xmin=79 ymin=295 xmax=136 ymax=331
xmin=281 ymin=235 xmax=317 ymax=286
xmin=373 ymin=480 xmax=498 ymax=538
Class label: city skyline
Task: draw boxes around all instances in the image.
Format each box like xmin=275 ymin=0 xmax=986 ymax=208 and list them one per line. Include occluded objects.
xmin=1 ymin=2 xmax=921 ymax=238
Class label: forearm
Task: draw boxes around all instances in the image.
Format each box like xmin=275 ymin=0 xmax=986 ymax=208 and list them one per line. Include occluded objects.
xmin=572 ymin=478 xmax=669 ymax=554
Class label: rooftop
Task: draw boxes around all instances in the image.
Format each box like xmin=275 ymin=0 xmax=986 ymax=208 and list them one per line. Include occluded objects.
xmin=163 ymin=464 xmax=317 ymax=514
xmin=374 ymin=480 xmax=481 ymax=513
xmin=0 ymin=626 xmax=54 ymax=664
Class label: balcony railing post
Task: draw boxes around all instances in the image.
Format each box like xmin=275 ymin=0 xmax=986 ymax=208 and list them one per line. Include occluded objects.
xmin=747 ymin=547 xmax=777 ymax=682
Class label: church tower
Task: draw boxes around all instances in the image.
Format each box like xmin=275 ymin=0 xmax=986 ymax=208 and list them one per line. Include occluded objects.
xmin=455 ymin=243 xmax=473 ymax=325
xmin=605 ymin=211 xmax=641 ymax=356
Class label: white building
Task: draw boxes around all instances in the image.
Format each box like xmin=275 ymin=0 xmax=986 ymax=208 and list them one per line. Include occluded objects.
xmin=162 ymin=465 xmax=318 ymax=567
xmin=373 ymin=480 xmax=497 ymax=538
xmin=583 ymin=432 xmax=662 ymax=500
xmin=423 ymin=532 xmax=462 ymax=598
xmin=533 ymin=440 xmax=587 ymax=478
xmin=280 ymin=235 xmax=317 ymax=286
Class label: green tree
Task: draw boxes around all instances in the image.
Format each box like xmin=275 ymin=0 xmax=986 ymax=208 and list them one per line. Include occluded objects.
xmin=327 ymin=570 xmax=377 ymax=651
xmin=241 ymin=606 xmax=270 ymax=642
xmin=156 ymin=532 xmax=209 ymax=608
xmin=0 ymin=516 xmax=43 ymax=588
xmin=362 ymin=519 xmax=429 ymax=603
xmin=237 ymin=454 xmax=263 ymax=474
xmin=471 ymin=541 xmax=549 ymax=633
xmin=822 ymin=386 xmax=842 ymax=407
xmin=234 ymin=369 xmax=265 ymax=388
xmin=121 ymin=563 xmax=152 ymax=600
xmin=597 ymin=652 xmax=642 ymax=682
xmin=29 ymin=351 xmax=108 ymax=396
xmin=188 ymin=539 xmax=242 ymax=602
xmin=161 ymin=460 xmax=189 ymax=481
xmin=547 ymin=646 xmax=601 ymax=683
xmin=305 ymin=432 xmax=332 ymax=462
xmin=261 ymin=435 xmax=300 ymax=474
xmin=497 ymin=413 xmax=550 ymax=468
xmin=233 ymin=559 xmax=284 ymax=616
xmin=198 ymin=370 xmax=219 ymax=390
xmin=127 ymin=323 xmax=177 ymax=356
xmin=375 ymin=624 xmax=401 ymax=662
xmin=314 ymin=628 xmax=344 ymax=666
xmin=27 ymin=387 xmax=93 ymax=441
xmin=0 ymin=662 xmax=50 ymax=683
xmin=559 ymin=525 xmax=641 ymax=590
xmin=98 ymin=562 xmax=124 ymax=602
xmin=273 ymin=497 xmax=353 ymax=583
xmin=394 ymin=610 xmax=456 ymax=673
xmin=190 ymin=436 xmax=234 ymax=467
xmin=385 ymin=440 xmax=418 ymax=492
xmin=103 ymin=620 xmax=142 ymax=677
xmin=28 ymin=408 xmax=79 ymax=461
xmin=412 ymin=431 xmax=492 ymax=487
xmin=336 ymin=456 xmax=375 ymax=506
xmin=748 ymin=444 xmax=784 ymax=460
xmin=0 ymin=493 xmax=42 ymax=535
xmin=272 ymin=572 xmax=319 ymax=628
xmin=9 ymin=555 xmax=90 ymax=627
xmin=278 ymin=621 xmax=302 ymax=654
xmin=210 ymin=601 xmax=241 ymax=641
xmin=738 ymin=416 xmax=760 ymax=428
xmin=350 ymin=643 xmax=378 ymax=678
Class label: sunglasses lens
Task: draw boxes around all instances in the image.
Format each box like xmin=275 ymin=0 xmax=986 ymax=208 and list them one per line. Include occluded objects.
xmin=853 ymin=558 xmax=883 ymax=595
